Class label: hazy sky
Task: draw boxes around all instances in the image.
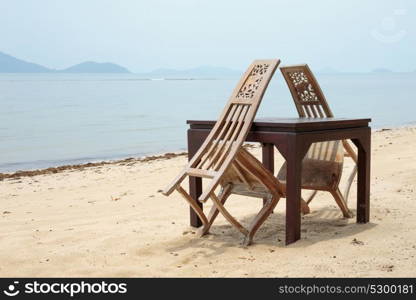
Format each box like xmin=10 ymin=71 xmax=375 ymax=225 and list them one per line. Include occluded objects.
xmin=0 ymin=0 xmax=414 ymax=72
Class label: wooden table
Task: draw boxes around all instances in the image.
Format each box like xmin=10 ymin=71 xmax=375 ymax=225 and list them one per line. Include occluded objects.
xmin=186 ymin=117 xmax=371 ymax=245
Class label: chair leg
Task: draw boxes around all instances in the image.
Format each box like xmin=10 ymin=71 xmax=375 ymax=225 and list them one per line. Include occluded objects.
xmin=300 ymin=197 xmax=310 ymax=215
xmin=343 ymin=165 xmax=357 ymax=204
xmin=243 ymin=196 xmax=280 ymax=246
xmin=330 ymin=188 xmax=353 ymax=218
xmin=197 ymin=184 xmax=232 ymax=237
xmin=210 ymin=192 xmax=249 ymax=236
xmin=305 ymin=190 xmax=318 ymax=204
xmin=176 ymin=186 xmax=209 ymax=227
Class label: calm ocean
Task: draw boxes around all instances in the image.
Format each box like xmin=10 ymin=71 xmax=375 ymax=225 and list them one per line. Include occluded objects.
xmin=0 ymin=72 xmax=415 ymax=172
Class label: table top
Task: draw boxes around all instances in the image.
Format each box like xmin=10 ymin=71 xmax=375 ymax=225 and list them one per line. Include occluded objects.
xmin=187 ymin=117 xmax=371 ymax=132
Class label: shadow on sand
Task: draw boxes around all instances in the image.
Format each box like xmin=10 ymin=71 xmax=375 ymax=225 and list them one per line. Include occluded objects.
xmin=165 ymin=207 xmax=376 ymax=256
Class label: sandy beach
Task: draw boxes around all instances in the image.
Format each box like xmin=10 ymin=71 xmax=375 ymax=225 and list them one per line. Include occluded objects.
xmin=1 ymin=126 xmax=415 ymax=277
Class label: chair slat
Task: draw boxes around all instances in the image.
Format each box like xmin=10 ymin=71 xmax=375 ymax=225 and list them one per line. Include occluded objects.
xmin=205 ymin=105 xmax=247 ymax=170
xmin=213 ymin=105 xmax=250 ymax=170
xmin=197 ymin=105 xmax=239 ymax=169
xmin=305 ymin=105 xmax=313 ymax=117
xmin=231 ymin=162 xmax=253 ymax=188
xmin=315 ymin=104 xmax=325 ymax=118
xmin=232 ymin=99 xmax=259 ymax=105
xmin=309 ymin=104 xmax=318 ymax=117
xmin=203 ymin=104 xmax=244 ymax=170
xmin=186 ymin=168 xmax=218 ymax=178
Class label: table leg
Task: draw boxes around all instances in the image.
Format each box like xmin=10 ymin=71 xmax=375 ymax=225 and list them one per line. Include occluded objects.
xmin=284 ymin=134 xmax=309 ymax=245
xmin=187 ymin=129 xmax=205 ymax=227
xmin=353 ymin=129 xmax=371 ymax=223
xmin=262 ymin=143 xmax=274 ymax=206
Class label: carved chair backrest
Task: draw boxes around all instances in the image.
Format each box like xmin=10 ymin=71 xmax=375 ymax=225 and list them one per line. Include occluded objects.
xmin=280 ymin=64 xmax=333 ymax=118
xmin=280 ymin=65 xmax=342 ymax=163
xmin=191 ymin=60 xmax=280 ymax=172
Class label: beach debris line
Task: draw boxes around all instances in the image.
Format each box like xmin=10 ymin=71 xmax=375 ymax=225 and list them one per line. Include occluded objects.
xmin=0 ymin=144 xmax=259 ymax=182
xmin=0 ymin=151 xmax=188 ymax=181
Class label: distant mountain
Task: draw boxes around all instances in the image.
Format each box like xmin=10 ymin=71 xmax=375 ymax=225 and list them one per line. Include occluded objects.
xmin=0 ymin=51 xmax=52 ymax=73
xmin=140 ymin=66 xmax=241 ymax=79
xmin=60 ymin=61 xmax=130 ymax=73
xmin=0 ymin=51 xmax=130 ymax=73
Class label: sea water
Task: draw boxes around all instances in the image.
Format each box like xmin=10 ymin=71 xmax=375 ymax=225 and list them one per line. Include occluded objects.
xmin=0 ymin=72 xmax=415 ymax=172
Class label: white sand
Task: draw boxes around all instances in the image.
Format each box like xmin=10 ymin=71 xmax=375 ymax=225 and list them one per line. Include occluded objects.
xmin=1 ymin=127 xmax=415 ymax=277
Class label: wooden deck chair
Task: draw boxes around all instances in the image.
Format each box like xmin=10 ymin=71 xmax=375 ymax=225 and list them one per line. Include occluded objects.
xmin=278 ymin=64 xmax=358 ymax=218
xmin=163 ymin=59 xmax=282 ymax=245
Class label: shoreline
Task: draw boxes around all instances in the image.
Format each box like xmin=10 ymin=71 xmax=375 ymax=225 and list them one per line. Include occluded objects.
xmin=0 ymin=151 xmax=187 ymax=181
xmin=0 ymin=125 xmax=414 ymax=181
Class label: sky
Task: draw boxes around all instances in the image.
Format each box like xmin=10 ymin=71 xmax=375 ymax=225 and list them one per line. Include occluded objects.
xmin=0 ymin=0 xmax=415 ymax=72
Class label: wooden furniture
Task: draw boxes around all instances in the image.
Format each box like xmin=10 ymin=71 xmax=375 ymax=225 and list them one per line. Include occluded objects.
xmin=187 ymin=117 xmax=371 ymax=245
xmin=163 ymin=59 xmax=283 ymax=245
xmin=278 ymin=64 xmax=358 ymax=217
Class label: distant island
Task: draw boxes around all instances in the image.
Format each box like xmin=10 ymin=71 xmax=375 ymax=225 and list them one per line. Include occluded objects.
xmin=0 ymin=51 xmax=241 ymax=77
xmin=60 ymin=61 xmax=129 ymax=73
xmin=0 ymin=51 xmax=51 ymax=72
xmin=0 ymin=51 xmax=130 ymax=73
xmin=2 ymin=50 xmax=408 ymax=76
xmin=371 ymin=68 xmax=393 ymax=73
